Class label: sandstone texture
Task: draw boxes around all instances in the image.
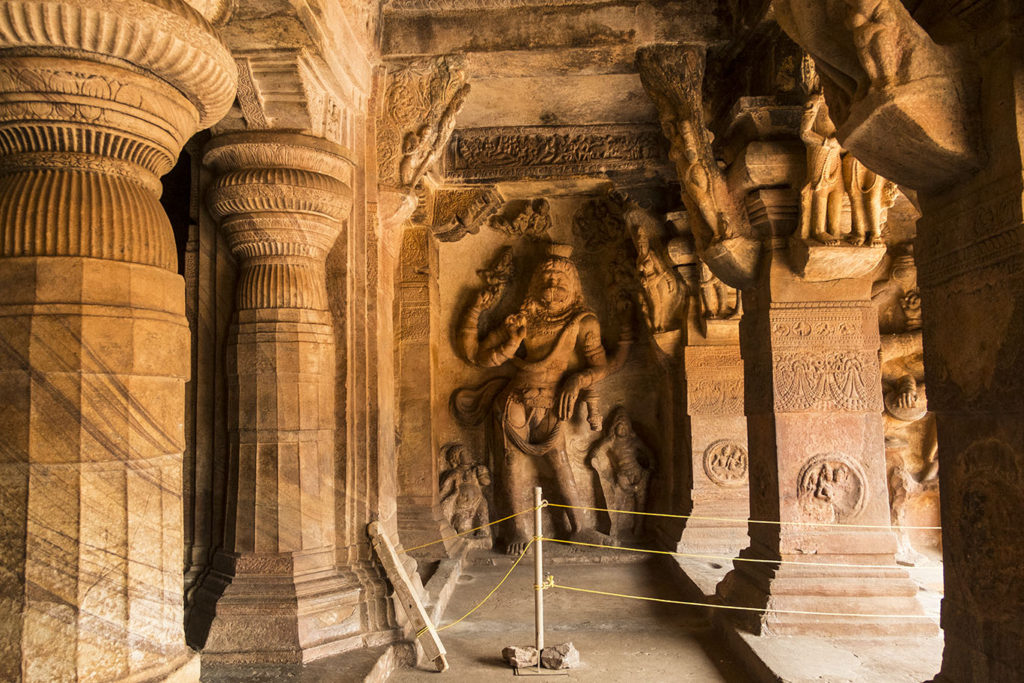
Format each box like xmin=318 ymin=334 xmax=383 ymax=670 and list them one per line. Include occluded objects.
xmin=0 ymin=0 xmax=1020 ymax=681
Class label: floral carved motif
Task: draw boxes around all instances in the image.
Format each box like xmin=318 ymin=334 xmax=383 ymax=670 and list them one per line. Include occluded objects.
xmin=773 ymin=350 xmax=882 ymax=412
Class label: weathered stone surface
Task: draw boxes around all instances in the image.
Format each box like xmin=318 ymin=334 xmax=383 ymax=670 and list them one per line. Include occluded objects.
xmin=541 ymin=642 xmax=580 ymax=670
xmin=502 ymin=645 xmax=539 ymax=668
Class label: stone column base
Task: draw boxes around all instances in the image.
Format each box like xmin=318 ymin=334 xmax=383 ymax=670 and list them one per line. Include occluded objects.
xmin=718 ymin=547 xmax=937 ymax=637
xmin=187 ymin=550 xmax=364 ymax=664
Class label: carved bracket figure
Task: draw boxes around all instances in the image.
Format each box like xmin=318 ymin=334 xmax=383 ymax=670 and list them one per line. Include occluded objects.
xmin=377 ymin=56 xmax=471 ymax=227
xmin=774 ymin=0 xmax=981 ymax=191
xmin=636 ymin=45 xmax=760 ymax=290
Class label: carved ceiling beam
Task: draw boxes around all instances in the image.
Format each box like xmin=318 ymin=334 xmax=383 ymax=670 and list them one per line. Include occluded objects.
xmin=773 ymin=0 xmax=982 ymax=192
xmin=381 ymin=0 xmax=723 ymax=56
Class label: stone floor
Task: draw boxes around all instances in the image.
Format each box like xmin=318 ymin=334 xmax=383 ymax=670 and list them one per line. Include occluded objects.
xmin=199 ymin=546 xmax=944 ymax=682
xmin=392 ymin=552 xmax=747 ymax=682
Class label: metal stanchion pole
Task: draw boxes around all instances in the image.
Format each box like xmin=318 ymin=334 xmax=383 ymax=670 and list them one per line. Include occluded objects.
xmin=534 ymin=485 xmax=544 ymax=665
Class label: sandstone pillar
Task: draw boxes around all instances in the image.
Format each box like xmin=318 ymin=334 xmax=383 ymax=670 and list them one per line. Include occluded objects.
xmin=677 ymin=319 xmax=749 ymax=556
xmin=395 ymin=225 xmax=460 ymax=557
xmin=0 ymin=1 xmax=234 ymax=679
xmin=718 ymin=227 xmax=933 ymax=636
xmin=186 ymin=132 xmax=361 ymax=662
xmin=915 ymin=54 xmax=1024 ymax=682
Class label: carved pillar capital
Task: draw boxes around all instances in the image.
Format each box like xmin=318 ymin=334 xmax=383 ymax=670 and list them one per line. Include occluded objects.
xmin=0 ymin=1 xmax=236 ymax=679
xmin=0 ymin=0 xmax=236 ymax=269
xmin=204 ymin=132 xmax=353 ymax=311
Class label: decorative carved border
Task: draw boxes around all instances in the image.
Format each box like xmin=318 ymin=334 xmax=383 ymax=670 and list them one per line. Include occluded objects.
xmin=444 ymin=124 xmax=669 ymax=182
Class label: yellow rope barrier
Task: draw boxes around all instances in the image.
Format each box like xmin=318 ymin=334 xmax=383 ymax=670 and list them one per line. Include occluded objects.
xmin=547 ymin=503 xmax=942 ymax=531
xmin=549 ymin=582 xmax=935 ymax=619
xmin=427 ymin=537 xmax=536 ymax=635
xmin=404 ymin=506 xmax=539 ymax=553
xmin=541 ymin=537 xmax=917 ymax=571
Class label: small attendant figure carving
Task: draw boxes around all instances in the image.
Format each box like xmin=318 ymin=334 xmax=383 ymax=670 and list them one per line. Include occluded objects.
xmin=439 ymin=444 xmax=492 ymax=536
xmin=798 ymin=94 xmax=845 ymax=245
xmin=589 ymin=409 xmax=653 ymax=540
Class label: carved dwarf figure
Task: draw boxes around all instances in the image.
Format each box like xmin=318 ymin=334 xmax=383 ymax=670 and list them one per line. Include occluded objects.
xmin=589 ymin=409 xmax=653 ymax=540
xmin=843 ymin=154 xmax=898 ymax=246
xmin=457 ymin=243 xmax=617 ymax=554
xmin=798 ymin=94 xmax=845 ymax=245
xmin=439 ymin=443 xmax=492 ymax=536
xmin=699 ymin=261 xmax=741 ymax=320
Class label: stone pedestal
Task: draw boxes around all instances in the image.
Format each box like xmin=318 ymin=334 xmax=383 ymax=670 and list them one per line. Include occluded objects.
xmin=0 ymin=1 xmax=234 ymax=680
xmin=186 ymin=132 xmax=362 ymax=663
xmin=718 ymin=246 xmax=934 ymax=637
xmin=677 ymin=321 xmax=749 ymax=556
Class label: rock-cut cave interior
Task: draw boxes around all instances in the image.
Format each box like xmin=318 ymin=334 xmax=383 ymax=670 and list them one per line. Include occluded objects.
xmin=0 ymin=0 xmax=1021 ymax=681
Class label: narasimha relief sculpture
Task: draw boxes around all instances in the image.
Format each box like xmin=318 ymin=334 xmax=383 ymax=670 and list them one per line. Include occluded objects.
xmin=2 ymin=0 xmax=1021 ymax=680
xmin=453 ymin=243 xmax=631 ymax=553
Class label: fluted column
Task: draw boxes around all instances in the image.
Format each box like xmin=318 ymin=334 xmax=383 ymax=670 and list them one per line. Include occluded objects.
xmin=187 ymin=131 xmax=361 ymax=663
xmin=0 ymin=1 xmax=235 ymax=680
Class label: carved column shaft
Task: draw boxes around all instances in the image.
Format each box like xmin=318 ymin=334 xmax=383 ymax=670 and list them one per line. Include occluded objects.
xmin=0 ymin=0 xmax=235 ymax=680
xmin=187 ymin=132 xmax=362 ymax=662
xmin=678 ymin=337 xmax=749 ymax=557
xmin=719 ymin=240 xmax=933 ymax=636
xmin=915 ymin=108 xmax=1024 ymax=683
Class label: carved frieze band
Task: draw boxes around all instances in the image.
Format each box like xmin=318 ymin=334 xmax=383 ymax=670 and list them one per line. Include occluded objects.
xmin=772 ymin=349 xmax=882 ymax=413
xmin=685 ymin=345 xmax=744 ymax=416
xmin=445 ymin=125 xmax=669 ymax=181
xmin=916 ymin=180 xmax=1023 ymax=289
xmin=747 ymin=302 xmax=884 ymax=414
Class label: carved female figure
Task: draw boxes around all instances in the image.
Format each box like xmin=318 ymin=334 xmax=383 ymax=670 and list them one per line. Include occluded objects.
xmin=798 ymin=94 xmax=845 ymax=245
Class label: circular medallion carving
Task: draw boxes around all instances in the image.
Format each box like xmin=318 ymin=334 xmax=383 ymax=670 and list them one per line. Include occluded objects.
xmin=797 ymin=454 xmax=867 ymax=522
xmin=702 ymin=440 xmax=748 ymax=487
